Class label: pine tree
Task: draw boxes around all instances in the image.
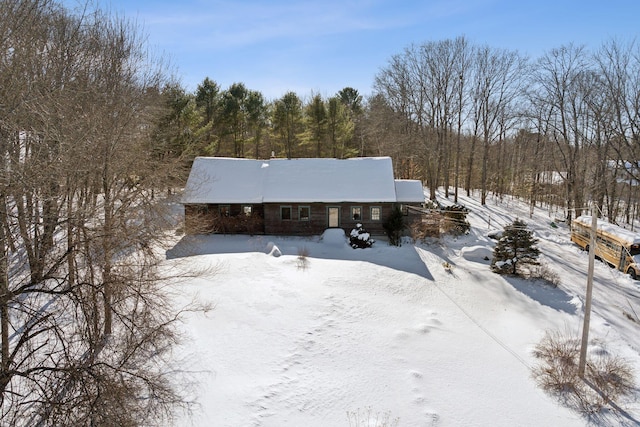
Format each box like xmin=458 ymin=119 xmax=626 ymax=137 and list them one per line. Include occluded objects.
xmin=491 ymin=219 xmax=540 ymax=275
xmin=383 ymin=205 xmax=405 ymax=246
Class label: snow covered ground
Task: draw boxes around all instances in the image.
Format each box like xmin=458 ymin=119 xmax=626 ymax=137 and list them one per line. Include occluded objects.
xmin=165 ymin=190 xmax=640 ymax=426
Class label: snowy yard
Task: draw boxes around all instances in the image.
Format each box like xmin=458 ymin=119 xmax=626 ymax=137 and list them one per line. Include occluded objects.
xmin=166 ymin=191 xmax=640 ymax=426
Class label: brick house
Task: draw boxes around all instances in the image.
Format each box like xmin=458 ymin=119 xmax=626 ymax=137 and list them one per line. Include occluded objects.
xmin=182 ymin=156 xmax=424 ymax=236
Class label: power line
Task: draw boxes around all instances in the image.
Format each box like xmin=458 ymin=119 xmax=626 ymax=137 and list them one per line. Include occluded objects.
xmin=429 ymin=262 xmax=532 ymax=371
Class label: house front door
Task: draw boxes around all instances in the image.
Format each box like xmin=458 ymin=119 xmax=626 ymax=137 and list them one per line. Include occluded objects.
xmin=328 ymin=207 xmax=340 ymax=228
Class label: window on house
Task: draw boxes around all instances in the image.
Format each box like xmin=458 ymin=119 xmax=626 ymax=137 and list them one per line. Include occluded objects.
xmin=299 ymin=206 xmax=310 ymax=221
xmin=195 ymin=205 xmax=209 ymax=215
xmin=351 ymin=206 xmax=362 ymax=221
xmin=219 ymin=205 xmax=230 ymax=217
xmin=370 ymin=206 xmax=381 ymax=221
xmin=281 ymin=206 xmax=292 ymax=220
xmin=243 ymin=205 xmax=253 ymax=216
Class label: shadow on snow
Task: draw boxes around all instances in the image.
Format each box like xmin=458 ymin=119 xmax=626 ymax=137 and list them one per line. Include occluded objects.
xmin=166 ymin=233 xmax=434 ymax=281
xmin=504 ymin=275 xmax=578 ymax=315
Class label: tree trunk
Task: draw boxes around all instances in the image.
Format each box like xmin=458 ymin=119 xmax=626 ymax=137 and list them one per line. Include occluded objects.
xmin=0 ymin=195 xmax=8 ymax=400
xmin=481 ymin=135 xmax=489 ymax=205
xmin=465 ymin=134 xmax=477 ymax=197
xmin=102 ymin=153 xmax=113 ymax=337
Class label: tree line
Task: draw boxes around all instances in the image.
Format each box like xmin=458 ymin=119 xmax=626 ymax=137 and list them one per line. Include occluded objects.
xmin=373 ymin=36 xmax=640 ymax=224
xmin=155 ymin=81 xmax=365 ymax=162
xmin=163 ymin=36 xmax=640 ymax=225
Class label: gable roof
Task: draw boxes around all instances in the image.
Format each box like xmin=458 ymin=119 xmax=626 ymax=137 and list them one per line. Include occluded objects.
xmin=183 ymin=157 xmax=265 ymax=204
xmin=394 ymin=179 xmax=425 ymax=203
xmin=183 ymin=157 xmax=423 ymax=204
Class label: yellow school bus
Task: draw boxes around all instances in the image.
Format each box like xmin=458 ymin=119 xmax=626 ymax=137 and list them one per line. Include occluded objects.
xmin=571 ymin=215 xmax=640 ymax=279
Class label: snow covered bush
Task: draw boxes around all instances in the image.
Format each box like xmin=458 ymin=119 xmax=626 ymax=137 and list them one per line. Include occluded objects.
xmin=350 ymin=223 xmax=374 ymax=249
xmin=491 ymin=219 xmax=540 ymax=275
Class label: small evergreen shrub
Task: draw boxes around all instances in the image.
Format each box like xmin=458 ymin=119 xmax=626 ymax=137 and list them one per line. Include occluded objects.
xmin=383 ymin=206 xmax=404 ymax=246
xmin=491 ymin=219 xmax=540 ymax=275
xmin=350 ymin=223 xmax=374 ymax=249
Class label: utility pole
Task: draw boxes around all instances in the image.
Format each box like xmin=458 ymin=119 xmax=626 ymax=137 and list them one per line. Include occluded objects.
xmin=578 ymin=206 xmax=598 ymax=377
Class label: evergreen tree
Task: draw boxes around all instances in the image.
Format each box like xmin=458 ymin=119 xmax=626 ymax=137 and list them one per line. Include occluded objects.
xmin=383 ymin=205 xmax=405 ymax=246
xmin=491 ymin=219 xmax=540 ymax=275
xmin=273 ymin=91 xmax=303 ymax=158
xmin=327 ymin=96 xmax=355 ymax=158
xmin=154 ymin=84 xmax=200 ymax=162
xmin=220 ymin=82 xmax=249 ymax=157
xmin=302 ymin=93 xmax=327 ymax=157
xmin=246 ymin=90 xmax=267 ymax=158
xmin=195 ymin=77 xmax=221 ymax=154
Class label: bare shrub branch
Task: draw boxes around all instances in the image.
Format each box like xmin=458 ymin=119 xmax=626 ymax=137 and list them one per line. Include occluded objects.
xmin=532 ymin=330 xmax=636 ymax=415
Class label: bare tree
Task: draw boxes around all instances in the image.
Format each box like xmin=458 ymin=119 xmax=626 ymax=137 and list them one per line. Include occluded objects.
xmin=452 ymin=36 xmax=473 ymax=203
xmin=532 ymin=44 xmax=591 ymax=220
xmin=374 ymin=39 xmax=474 ymax=200
xmin=594 ymin=39 xmax=640 ymax=223
xmin=469 ymin=45 xmax=526 ymax=205
xmin=0 ymin=2 xmax=195 ymax=425
xmin=361 ymin=94 xmax=413 ymax=173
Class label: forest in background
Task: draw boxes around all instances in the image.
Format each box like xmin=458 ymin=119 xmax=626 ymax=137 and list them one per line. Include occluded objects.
xmin=1 ymin=0 xmax=639 ymax=425
xmin=159 ymin=36 xmax=640 ymax=225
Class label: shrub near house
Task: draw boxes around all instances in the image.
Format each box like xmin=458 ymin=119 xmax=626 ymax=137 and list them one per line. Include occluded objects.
xmin=350 ymin=223 xmax=374 ymax=248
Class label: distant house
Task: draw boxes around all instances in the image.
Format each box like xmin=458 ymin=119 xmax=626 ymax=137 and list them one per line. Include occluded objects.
xmin=182 ymin=156 xmax=424 ymax=236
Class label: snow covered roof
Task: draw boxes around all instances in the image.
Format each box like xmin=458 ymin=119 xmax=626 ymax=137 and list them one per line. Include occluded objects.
xmin=183 ymin=157 xmax=265 ymax=204
xmin=394 ymin=179 xmax=425 ymax=203
xmin=183 ymin=156 xmax=417 ymax=204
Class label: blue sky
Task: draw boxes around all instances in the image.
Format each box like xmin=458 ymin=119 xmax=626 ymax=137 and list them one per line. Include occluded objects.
xmin=69 ymin=0 xmax=639 ymax=100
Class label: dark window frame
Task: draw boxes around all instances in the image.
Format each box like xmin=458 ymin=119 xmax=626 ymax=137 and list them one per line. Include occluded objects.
xmin=280 ymin=205 xmax=292 ymax=220
xmin=351 ymin=206 xmax=362 ymax=221
xmin=195 ymin=204 xmax=209 ymax=215
xmin=299 ymin=206 xmax=310 ymax=221
xmin=219 ymin=205 xmax=230 ymax=217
